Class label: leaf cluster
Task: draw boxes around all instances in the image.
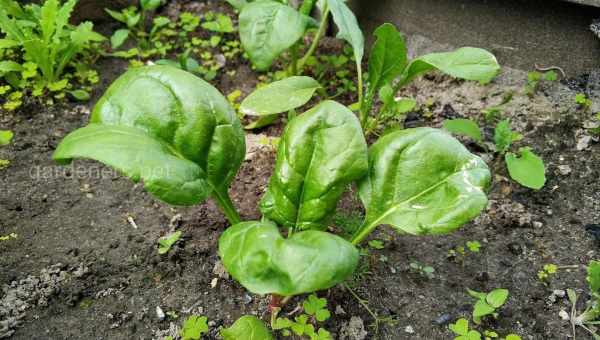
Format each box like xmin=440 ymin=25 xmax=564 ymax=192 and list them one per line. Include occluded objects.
xmin=0 ymin=0 xmax=105 ymax=109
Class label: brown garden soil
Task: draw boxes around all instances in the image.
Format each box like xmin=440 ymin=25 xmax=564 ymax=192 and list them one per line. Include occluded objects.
xmin=2 ymin=1 xmax=600 ymax=340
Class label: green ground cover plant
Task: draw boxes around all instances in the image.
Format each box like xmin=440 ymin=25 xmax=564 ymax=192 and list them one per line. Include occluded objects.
xmin=0 ymin=0 xmax=105 ymax=109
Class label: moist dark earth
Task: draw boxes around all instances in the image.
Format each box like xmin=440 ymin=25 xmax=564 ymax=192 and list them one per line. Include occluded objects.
xmin=2 ymin=2 xmax=600 ymax=340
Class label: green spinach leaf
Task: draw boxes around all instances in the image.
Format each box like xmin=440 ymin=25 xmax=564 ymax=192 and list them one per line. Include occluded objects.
xmin=240 ymin=76 xmax=320 ymax=116
xmin=323 ymin=0 xmax=364 ymax=68
xmin=364 ymin=23 xmax=407 ymax=114
xmin=54 ymin=66 xmax=246 ymax=212
xmin=399 ymin=47 xmax=500 ymax=87
xmin=352 ymin=128 xmax=490 ymax=243
xmin=260 ymin=100 xmax=368 ymax=230
xmin=239 ymin=1 xmax=312 ymax=71
xmin=219 ymin=221 xmax=359 ymax=295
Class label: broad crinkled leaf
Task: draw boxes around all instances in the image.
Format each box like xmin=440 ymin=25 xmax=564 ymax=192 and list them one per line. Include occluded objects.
xmin=505 ymin=147 xmax=545 ymax=190
xmin=399 ymin=47 xmax=499 ymax=87
xmin=53 ymin=124 xmax=212 ymax=205
xmin=219 ymin=221 xmax=359 ymax=295
xmin=239 ymin=1 xmax=311 ymax=71
xmin=54 ymin=65 xmax=245 ymax=205
xmin=354 ymin=128 xmax=490 ymax=241
xmin=260 ymin=100 xmax=368 ymax=230
xmin=240 ymin=76 xmax=320 ymax=116
xmin=221 ymin=315 xmax=274 ymax=340
xmin=325 ymin=0 xmax=364 ymax=67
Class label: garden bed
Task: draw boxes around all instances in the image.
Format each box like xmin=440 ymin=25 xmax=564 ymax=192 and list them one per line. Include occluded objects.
xmin=1 ymin=1 xmax=600 ymax=339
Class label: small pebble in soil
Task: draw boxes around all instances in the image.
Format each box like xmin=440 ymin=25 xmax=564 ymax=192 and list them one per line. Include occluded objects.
xmin=557 ymin=164 xmax=572 ymax=175
xmin=156 ymin=306 xmax=165 ymax=321
xmin=433 ymin=313 xmax=452 ymax=325
xmin=335 ymin=305 xmax=346 ymax=315
xmin=404 ymin=325 xmax=415 ymax=334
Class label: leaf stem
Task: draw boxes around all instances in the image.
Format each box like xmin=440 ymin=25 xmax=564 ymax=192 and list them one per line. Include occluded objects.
xmin=297 ymin=7 xmax=329 ymax=72
xmin=290 ymin=43 xmax=299 ymax=76
xmin=350 ymin=220 xmax=373 ymax=245
xmin=212 ymin=189 xmax=241 ymax=225
xmin=357 ymin=62 xmax=366 ymax=127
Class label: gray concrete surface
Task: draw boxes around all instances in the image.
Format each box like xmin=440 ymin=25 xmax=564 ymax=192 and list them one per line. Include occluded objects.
xmin=351 ymin=0 xmax=600 ymax=75
xmin=567 ymin=0 xmax=600 ymax=7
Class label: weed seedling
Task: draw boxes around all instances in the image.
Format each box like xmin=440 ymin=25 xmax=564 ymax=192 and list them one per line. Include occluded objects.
xmin=409 ymin=262 xmax=435 ymax=279
xmin=0 ymin=0 xmax=105 ymax=108
xmin=564 ymin=261 xmax=600 ymax=339
xmin=368 ymin=239 xmax=385 ymax=250
xmin=180 ymin=315 xmax=209 ymax=340
xmin=537 ymin=263 xmax=558 ymax=283
xmin=467 ymin=288 xmax=509 ymax=324
xmin=158 ymin=231 xmax=182 ymax=255
xmin=450 ymin=318 xmax=522 ymax=340
xmin=271 ymin=294 xmax=332 ymax=339
xmin=524 ymin=70 xmax=557 ymax=97
xmin=575 ymin=93 xmax=592 ymax=111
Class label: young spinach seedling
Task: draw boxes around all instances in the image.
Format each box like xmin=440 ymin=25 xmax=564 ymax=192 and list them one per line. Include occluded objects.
xmin=54 ymin=65 xmax=492 ymax=336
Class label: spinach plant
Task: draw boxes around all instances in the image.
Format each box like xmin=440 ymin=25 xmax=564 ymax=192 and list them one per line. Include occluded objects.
xmin=0 ymin=0 xmax=105 ymax=102
xmin=444 ymin=118 xmax=546 ymax=190
xmin=54 ymin=65 xmax=491 ymax=332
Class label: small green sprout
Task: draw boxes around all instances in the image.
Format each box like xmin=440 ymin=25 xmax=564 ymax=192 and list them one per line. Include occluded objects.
xmin=467 ymin=288 xmax=509 ymax=324
xmin=303 ymin=294 xmax=331 ymax=322
xmin=575 ymin=93 xmax=592 ymax=110
xmin=0 ymin=233 xmax=18 ymax=241
xmin=272 ymin=295 xmax=332 ymax=339
xmin=537 ymin=263 xmax=558 ymax=283
xmin=525 ymin=71 xmax=557 ymax=96
xmin=449 ymin=318 xmax=481 ymax=340
xmin=368 ymin=239 xmax=385 ymax=250
xmin=409 ymin=262 xmax=435 ymax=279
xmin=180 ymin=315 xmax=209 ymax=340
xmin=466 ymin=241 xmax=481 ymax=253
xmin=0 ymin=130 xmax=14 ymax=146
xmin=158 ymin=231 xmax=182 ymax=254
